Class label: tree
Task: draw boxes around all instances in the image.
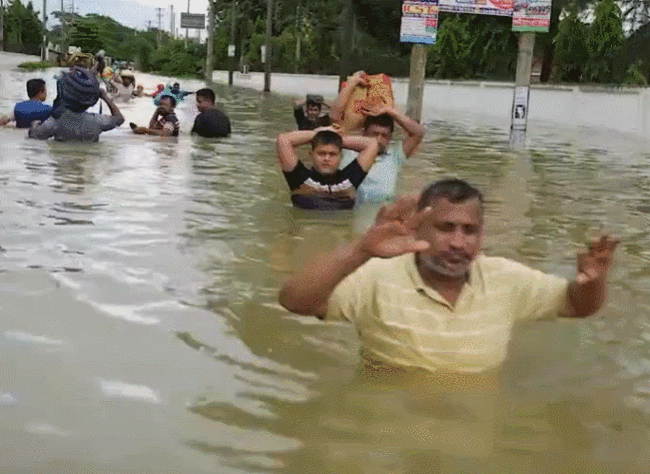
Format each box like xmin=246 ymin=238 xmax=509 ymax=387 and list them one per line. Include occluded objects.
xmin=433 ymin=15 xmax=474 ymax=79
xmin=553 ymin=3 xmax=589 ymax=82
xmin=69 ymin=16 xmax=102 ymax=53
xmin=585 ymin=0 xmax=623 ymax=82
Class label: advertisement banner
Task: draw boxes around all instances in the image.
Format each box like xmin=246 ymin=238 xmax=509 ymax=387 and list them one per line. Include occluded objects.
xmin=438 ymin=0 xmax=513 ymax=17
xmin=400 ymin=1 xmax=439 ymax=45
xmin=512 ymin=0 xmax=552 ymax=32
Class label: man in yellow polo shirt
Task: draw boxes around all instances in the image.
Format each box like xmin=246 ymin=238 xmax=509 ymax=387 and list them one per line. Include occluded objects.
xmin=279 ymin=178 xmax=619 ymax=374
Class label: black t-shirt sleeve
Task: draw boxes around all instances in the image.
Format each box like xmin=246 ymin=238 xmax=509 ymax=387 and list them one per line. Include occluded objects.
xmin=282 ymin=161 xmax=311 ymax=191
xmin=340 ymin=159 xmax=368 ymax=189
xmin=294 ymin=107 xmax=309 ymax=130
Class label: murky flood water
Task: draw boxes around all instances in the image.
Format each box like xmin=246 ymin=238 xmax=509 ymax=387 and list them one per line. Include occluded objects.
xmin=2 ymin=66 xmax=650 ymax=474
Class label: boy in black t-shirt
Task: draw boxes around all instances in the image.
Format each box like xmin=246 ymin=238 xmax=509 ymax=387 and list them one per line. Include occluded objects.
xmin=276 ymin=127 xmax=380 ymax=210
xmin=293 ymin=95 xmax=331 ymax=131
xmin=192 ymin=88 xmax=231 ymax=138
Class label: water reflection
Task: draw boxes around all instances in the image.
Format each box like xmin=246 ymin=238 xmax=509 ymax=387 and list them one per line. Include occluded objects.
xmin=1 ymin=66 xmax=650 ymax=473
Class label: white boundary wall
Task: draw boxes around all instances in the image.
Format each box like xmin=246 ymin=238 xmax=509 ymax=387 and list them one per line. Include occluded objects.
xmin=211 ymin=70 xmax=650 ymax=139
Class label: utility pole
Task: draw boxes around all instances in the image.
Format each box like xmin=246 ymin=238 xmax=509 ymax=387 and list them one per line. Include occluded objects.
xmin=0 ymin=0 xmax=4 ymax=52
xmin=338 ymin=0 xmax=353 ymax=88
xmin=263 ymin=0 xmax=272 ymax=92
xmin=156 ymin=7 xmax=164 ymax=46
xmin=205 ymin=0 xmax=214 ymax=82
xmin=406 ymin=44 xmax=428 ymax=122
xmin=42 ymin=0 xmax=47 ymax=61
xmin=228 ymin=0 xmax=236 ymax=85
xmin=170 ymin=4 xmax=174 ymax=37
xmin=185 ymin=0 xmax=190 ymax=45
xmin=294 ymin=0 xmax=301 ymax=73
xmin=510 ymin=33 xmax=535 ymax=142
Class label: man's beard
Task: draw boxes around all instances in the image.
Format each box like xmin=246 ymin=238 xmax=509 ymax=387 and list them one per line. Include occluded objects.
xmin=418 ymin=253 xmax=471 ymax=279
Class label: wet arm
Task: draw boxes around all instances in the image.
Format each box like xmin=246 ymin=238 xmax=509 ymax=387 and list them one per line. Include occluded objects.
xmin=276 ymin=130 xmax=317 ymax=172
xmin=564 ymin=278 xmax=607 ymax=318
xmin=330 ymin=74 xmax=365 ymax=123
xmin=385 ymin=106 xmax=425 ymax=158
xmin=101 ymin=92 xmax=125 ymax=126
xmin=146 ymin=128 xmax=173 ymax=137
xmin=279 ymin=241 xmax=369 ymax=318
xmin=28 ymin=117 xmax=55 ymax=140
xmin=354 ymin=137 xmax=381 ymax=172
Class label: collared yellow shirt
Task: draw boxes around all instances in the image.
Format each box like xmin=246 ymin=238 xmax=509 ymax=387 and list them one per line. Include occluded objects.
xmin=326 ymin=254 xmax=569 ymax=373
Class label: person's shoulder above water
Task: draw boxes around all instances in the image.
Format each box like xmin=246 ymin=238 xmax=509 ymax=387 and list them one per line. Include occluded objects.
xmin=13 ymin=100 xmax=53 ymax=129
xmin=192 ymin=109 xmax=231 ymax=138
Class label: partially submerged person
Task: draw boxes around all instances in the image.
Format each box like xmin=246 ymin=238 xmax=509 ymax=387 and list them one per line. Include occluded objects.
xmin=280 ymin=179 xmax=619 ymax=375
xmin=0 ymin=78 xmax=52 ymax=129
xmin=29 ymin=67 xmax=124 ymax=142
xmin=109 ymin=70 xmax=136 ymax=102
xmin=276 ymin=128 xmax=380 ymax=210
xmin=293 ymin=94 xmax=331 ymax=130
xmin=131 ymin=95 xmax=180 ymax=137
xmin=332 ymin=71 xmax=426 ymax=204
xmin=155 ymin=82 xmax=193 ymax=105
xmin=132 ymin=84 xmax=145 ymax=98
xmin=191 ymin=88 xmax=231 ymax=138
xmin=151 ymin=84 xmax=165 ymax=99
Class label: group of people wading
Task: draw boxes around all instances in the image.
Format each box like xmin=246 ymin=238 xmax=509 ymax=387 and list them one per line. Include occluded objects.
xmin=279 ymin=71 xmax=620 ymax=386
xmin=0 ymin=66 xmax=621 ymax=386
xmin=1 ymin=66 xmax=231 ymax=141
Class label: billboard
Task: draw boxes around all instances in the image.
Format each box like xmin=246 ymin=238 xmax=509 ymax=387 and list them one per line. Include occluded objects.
xmin=180 ymin=13 xmax=206 ymax=29
xmin=400 ymin=1 xmax=439 ymax=45
xmin=512 ymin=0 xmax=552 ymax=32
xmin=438 ymin=0 xmax=513 ymax=16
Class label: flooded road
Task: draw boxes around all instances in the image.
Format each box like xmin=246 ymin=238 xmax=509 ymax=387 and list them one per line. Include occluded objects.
xmin=1 ymin=64 xmax=650 ymax=473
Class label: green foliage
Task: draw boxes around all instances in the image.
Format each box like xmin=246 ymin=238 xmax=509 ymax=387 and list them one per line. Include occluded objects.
xmin=1 ymin=0 xmax=44 ymax=55
xmin=18 ymin=61 xmax=55 ymax=70
xmin=151 ymin=41 xmax=207 ymax=76
xmin=428 ymin=14 xmax=518 ymax=80
xmin=552 ymin=0 xmax=624 ymax=84
xmin=623 ymin=61 xmax=648 ymax=86
xmin=585 ymin=0 xmax=623 ymax=82
xmin=553 ymin=4 xmax=589 ymax=82
xmin=69 ymin=16 xmax=103 ymax=53
xmin=434 ymin=16 xmax=474 ymax=79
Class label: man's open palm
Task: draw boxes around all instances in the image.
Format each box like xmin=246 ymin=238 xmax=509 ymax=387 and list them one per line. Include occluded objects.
xmin=359 ymin=197 xmax=431 ymax=258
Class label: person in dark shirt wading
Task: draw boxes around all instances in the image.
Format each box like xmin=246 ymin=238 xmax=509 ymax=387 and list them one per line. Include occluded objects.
xmin=191 ymin=88 xmax=231 ymax=138
xmin=293 ymin=95 xmax=331 ymax=131
xmin=277 ymin=127 xmax=380 ymax=210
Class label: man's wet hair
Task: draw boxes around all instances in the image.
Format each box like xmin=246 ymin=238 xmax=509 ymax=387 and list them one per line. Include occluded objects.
xmin=363 ymin=113 xmax=394 ymax=133
xmin=311 ymin=130 xmax=342 ymax=150
xmin=196 ymin=88 xmax=215 ymax=103
xmin=173 ymin=82 xmax=180 ymax=88
xmin=159 ymin=95 xmax=177 ymax=108
xmin=417 ymin=179 xmax=484 ymax=212
xmin=26 ymin=79 xmax=46 ymax=99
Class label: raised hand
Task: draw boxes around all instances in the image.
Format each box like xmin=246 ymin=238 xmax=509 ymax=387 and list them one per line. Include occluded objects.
xmin=360 ymin=102 xmax=391 ymax=117
xmin=576 ymin=235 xmax=620 ymax=284
xmin=350 ymin=70 xmax=369 ymax=87
xmin=358 ymin=196 xmax=433 ymax=259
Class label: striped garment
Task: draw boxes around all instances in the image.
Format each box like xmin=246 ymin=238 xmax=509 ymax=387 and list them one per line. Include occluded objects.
xmin=326 ymin=253 xmax=569 ymax=373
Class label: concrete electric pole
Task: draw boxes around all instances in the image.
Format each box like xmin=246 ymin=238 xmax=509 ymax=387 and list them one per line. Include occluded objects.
xmin=263 ymin=0 xmax=272 ymax=92
xmin=205 ymin=0 xmax=214 ymax=82
xmin=406 ymin=44 xmax=428 ymax=122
